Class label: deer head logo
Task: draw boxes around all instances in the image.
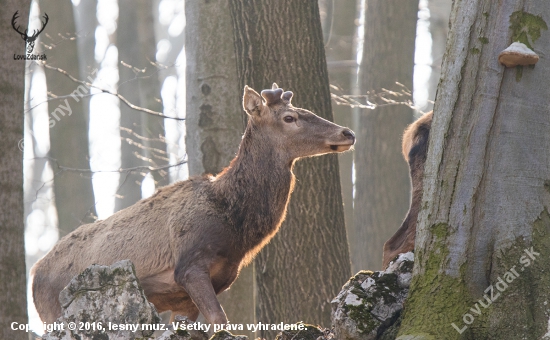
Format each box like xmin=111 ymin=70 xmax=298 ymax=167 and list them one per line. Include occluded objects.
xmin=12 ymin=11 xmax=49 ymax=54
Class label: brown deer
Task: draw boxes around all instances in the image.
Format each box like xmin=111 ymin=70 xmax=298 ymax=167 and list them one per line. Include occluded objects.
xmin=382 ymin=111 xmax=432 ymax=268
xmin=31 ymin=84 xmax=355 ymax=326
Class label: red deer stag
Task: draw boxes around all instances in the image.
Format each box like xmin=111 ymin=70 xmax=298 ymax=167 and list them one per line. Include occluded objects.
xmin=382 ymin=111 xmax=432 ymax=268
xmin=32 ymin=84 xmax=355 ymax=326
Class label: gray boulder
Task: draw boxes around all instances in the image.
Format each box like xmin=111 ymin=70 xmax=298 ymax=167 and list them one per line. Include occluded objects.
xmin=331 ymin=252 xmax=414 ymax=340
xmin=43 ymin=260 xmax=160 ymax=340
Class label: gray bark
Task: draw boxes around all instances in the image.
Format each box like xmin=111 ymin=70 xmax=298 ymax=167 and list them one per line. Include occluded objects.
xmin=185 ymin=1 xmax=254 ymax=337
xmin=322 ymin=0 xmax=358 ymax=272
xmin=427 ymin=0 xmax=452 ymax=112
xmin=0 ymin=2 xmax=31 ymax=339
xmin=229 ymin=1 xmax=351 ymax=337
xmin=398 ymin=1 xmax=550 ymax=339
xmin=353 ymin=0 xmax=418 ymax=271
xmin=42 ymin=0 xmax=96 ymax=236
xmin=116 ymin=0 xmax=165 ymax=210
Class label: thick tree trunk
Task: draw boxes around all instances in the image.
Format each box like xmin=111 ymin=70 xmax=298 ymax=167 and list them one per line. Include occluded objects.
xmin=0 ymin=2 xmax=30 ymax=339
xmin=398 ymin=2 xmax=550 ymax=339
xmin=229 ymin=1 xmax=351 ymax=337
xmin=42 ymin=0 xmax=96 ymax=235
xmin=353 ymin=0 xmax=418 ymax=270
xmin=322 ymin=0 xmax=358 ymax=272
xmin=185 ymin=1 xmax=254 ymax=337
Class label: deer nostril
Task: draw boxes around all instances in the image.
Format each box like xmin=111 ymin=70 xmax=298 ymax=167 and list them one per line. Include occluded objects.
xmin=342 ymin=129 xmax=355 ymax=140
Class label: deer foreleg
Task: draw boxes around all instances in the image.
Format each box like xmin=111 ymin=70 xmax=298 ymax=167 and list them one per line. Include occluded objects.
xmin=174 ymin=266 xmax=228 ymax=326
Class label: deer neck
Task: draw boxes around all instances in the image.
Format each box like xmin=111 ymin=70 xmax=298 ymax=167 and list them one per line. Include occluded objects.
xmin=211 ymin=123 xmax=296 ymax=250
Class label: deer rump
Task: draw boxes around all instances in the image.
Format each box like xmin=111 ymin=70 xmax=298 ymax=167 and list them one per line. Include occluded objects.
xmin=31 ymin=84 xmax=355 ymax=325
xmin=382 ymin=111 xmax=432 ymax=269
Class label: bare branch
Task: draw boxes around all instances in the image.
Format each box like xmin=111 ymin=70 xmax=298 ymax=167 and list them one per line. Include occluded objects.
xmin=40 ymin=63 xmax=185 ymax=121
xmin=32 ymin=156 xmax=187 ymax=174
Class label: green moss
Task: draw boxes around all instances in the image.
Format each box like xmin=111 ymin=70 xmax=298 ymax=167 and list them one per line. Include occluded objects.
xmin=397 ymin=224 xmax=472 ymax=339
xmin=344 ymin=269 xmax=406 ymax=335
xmin=481 ymin=208 xmax=550 ymax=339
xmin=471 ymin=47 xmax=480 ymax=55
xmin=483 ymin=12 xmax=489 ymax=18
xmin=516 ymin=66 xmax=523 ymax=82
xmin=509 ymin=11 xmax=548 ymax=49
xmin=430 ymin=223 xmax=449 ymax=240
xmin=347 ymin=302 xmax=380 ymax=334
xmin=478 ymin=37 xmax=489 ymax=44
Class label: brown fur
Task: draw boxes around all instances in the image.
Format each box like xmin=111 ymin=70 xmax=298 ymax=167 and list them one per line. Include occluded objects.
xmin=382 ymin=111 xmax=432 ymax=268
xmin=31 ymin=85 xmax=355 ymax=325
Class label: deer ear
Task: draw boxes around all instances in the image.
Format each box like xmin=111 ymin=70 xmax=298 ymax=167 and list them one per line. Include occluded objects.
xmin=261 ymin=88 xmax=283 ymax=106
xmin=243 ymin=86 xmax=264 ymax=116
xmin=282 ymin=91 xmax=293 ymax=104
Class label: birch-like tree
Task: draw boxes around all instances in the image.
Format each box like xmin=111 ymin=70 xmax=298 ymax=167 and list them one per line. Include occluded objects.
xmin=41 ymin=0 xmax=96 ymax=235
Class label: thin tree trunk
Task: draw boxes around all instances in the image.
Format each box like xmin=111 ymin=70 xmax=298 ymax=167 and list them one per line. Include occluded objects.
xmin=323 ymin=0 xmax=358 ymax=272
xmin=116 ymin=0 xmax=164 ymax=210
xmin=398 ymin=2 xmax=550 ymax=339
xmin=229 ymin=1 xmax=351 ymax=336
xmin=353 ymin=0 xmax=418 ymax=271
xmin=0 ymin=2 xmax=30 ymax=339
xmin=41 ymin=0 xmax=96 ymax=236
xmin=427 ymin=0 xmax=452 ymax=112
xmin=185 ymin=1 xmax=254 ymax=337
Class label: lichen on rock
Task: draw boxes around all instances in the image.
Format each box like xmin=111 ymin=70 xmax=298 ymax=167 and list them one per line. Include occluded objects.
xmin=157 ymin=315 xmax=209 ymax=340
xmin=208 ymin=330 xmax=247 ymax=340
xmin=331 ymin=252 xmax=414 ymax=340
xmin=274 ymin=323 xmax=332 ymax=340
xmin=42 ymin=260 xmax=160 ymax=340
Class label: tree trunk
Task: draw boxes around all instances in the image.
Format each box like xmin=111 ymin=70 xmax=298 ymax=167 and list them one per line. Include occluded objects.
xmin=116 ymin=0 xmax=164 ymax=210
xmin=353 ymin=0 xmax=418 ymax=271
xmin=0 ymin=2 xmax=30 ymax=339
xmin=229 ymin=1 xmax=351 ymax=337
xmin=322 ymin=0 xmax=358 ymax=272
xmin=185 ymin=1 xmax=254 ymax=337
xmin=427 ymin=0 xmax=452 ymax=112
xmin=41 ymin=0 xmax=96 ymax=236
xmin=398 ymin=2 xmax=550 ymax=339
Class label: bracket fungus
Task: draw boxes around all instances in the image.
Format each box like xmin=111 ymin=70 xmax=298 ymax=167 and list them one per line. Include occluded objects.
xmin=498 ymin=42 xmax=539 ymax=67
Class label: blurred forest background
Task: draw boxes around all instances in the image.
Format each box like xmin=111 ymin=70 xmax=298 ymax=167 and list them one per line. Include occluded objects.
xmin=6 ymin=0 xmax=452 ymax=337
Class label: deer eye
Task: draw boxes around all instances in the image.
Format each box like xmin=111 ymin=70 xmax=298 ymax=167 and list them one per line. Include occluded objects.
xmin=283 ymin=116 xmax=295 ymax=123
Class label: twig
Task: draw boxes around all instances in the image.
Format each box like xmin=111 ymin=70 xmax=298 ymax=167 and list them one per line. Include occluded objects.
xmin=40 ymin=63 xmax=185 ymax=121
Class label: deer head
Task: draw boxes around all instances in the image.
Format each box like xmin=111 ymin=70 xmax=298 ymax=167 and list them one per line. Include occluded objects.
xmin=12 ymin=11 xmax=49 ymax=54
xmin=242 ymin=84 xmax=355 ymax=161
